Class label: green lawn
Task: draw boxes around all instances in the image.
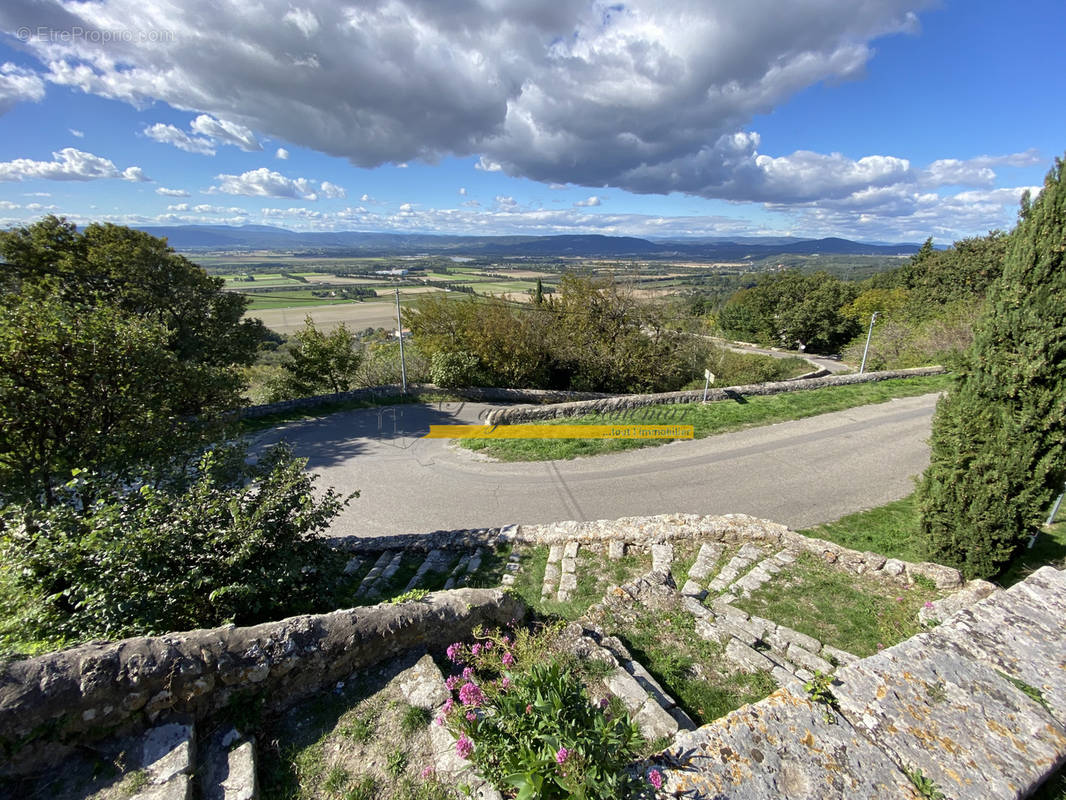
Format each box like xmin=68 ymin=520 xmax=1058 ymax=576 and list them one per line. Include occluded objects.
xmin=460 ymin=373 xmax=953 ymax=461
xmin=800 ymin=494 xmax=1066 ymax=587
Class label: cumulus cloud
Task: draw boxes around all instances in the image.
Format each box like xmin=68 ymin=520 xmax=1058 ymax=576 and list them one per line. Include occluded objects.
xmin=189 ymin=114 xmax=261 ymax=151
xmin=275 ymin=147 xmax=289 ymax=159
xmin=458 ymin=187 xmax=466 ymax=196
xmin=156 ymin=186 xmax=191 ymax=196
xmin=144 ymin=123 xmax=216 ymax=155
xmin=69 ymin=128 xmax=84 ymax=137
xmin=574 ymin=195 xmax=601 ymax=207
xmin=0 ymin=62 xmax=45 ymax=115
xmin=208 ymin=167 xmax=343 ymax=200
xmin=5 ymin=1 xmax=935 ymax=200
xmin=0 ymin=147 xmax=147 ymax=182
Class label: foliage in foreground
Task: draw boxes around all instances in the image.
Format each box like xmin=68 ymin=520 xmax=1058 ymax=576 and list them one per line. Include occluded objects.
xmin=439 ymin=627 xmax=654 ymax=800
xmin=918 ymin=157 xmax=1066 ymax=579
xmin=0 ymin=444 xmax=351 ymax=649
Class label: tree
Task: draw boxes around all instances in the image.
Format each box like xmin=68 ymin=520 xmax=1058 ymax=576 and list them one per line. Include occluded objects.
xmin=268 ymin=317 xmax=363 ymax=399
xmin=917 ymin=158 xmax=1066 ymax=578
xmin=0 ymin=218 xmax=265 ymax=502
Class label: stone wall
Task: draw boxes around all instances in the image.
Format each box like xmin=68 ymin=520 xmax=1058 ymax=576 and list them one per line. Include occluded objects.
xmin=238 ymin=384 xmax=615 ymax=420
xmin=483 ymin=366 xmax=946 ymax=425
xmin=0 ymin=588 xmax=524 ymax=775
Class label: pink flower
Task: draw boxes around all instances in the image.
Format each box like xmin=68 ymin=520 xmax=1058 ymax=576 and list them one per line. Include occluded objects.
xmin=924 ymin=601 xmax=934 ymax=609
xmin=502 ymin=651 xmax=515 ymax=666
xmin=421 ymin=766 xmax=435 ymax=779
xmin=648 ymin=769 xmax=663 ymax=789
xmin=484 ymin=640 xmax=494 ymax=650
xmin=895 ymin=596 xmax=904 ymax=602
xmin=500 ymin=677 xmax=511 ymax=690
xmin=443 ymin=698 xmax=454 ymax=714
xmin=555 ymin=747 xmax=570 ymax=765
xmin=598 ymin=697 xmax=610 ymax=710
xmin=471 ymin=643 xmax=482 ymax=657
xmin=446 ymin=643 xmax=463 ymax=663
xmin=459 ymin=681 xmax=485 ymax=707
xmin=446 ymin=675 xmax=460 ymax=691
xmin=455 ymin=734 xmax=474 ymax=760
xmin=524 ymin=703 xmax=532 ymax=714
xmin=466 ymin=710 xmax=477 ymax=721
xmin=462 ymin=666 xmax=474 ymax=680
xmin=435 ymin=714 xmax=445 ymax=726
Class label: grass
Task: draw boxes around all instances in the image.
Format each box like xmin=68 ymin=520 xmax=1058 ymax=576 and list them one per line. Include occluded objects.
xmin=236 ymin=390 xmax=468 ymax=433
xmin=459 ymin=373 xmax=953 ymax=461
xmin=730 ymin=551 xmax=941 ymax=657
xmin=801 ymin=494 xmax=1066 ymax=587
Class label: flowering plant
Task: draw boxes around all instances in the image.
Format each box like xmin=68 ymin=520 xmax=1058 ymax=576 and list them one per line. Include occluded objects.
xmin=439 ymin=626 xmax=647 ymax=799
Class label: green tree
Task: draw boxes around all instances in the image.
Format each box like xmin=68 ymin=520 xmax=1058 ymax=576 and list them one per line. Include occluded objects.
xmin=268 ymin=317 xmax=363 ymax=399
xmin=917 ymin=158 xmax=1066 ymax=578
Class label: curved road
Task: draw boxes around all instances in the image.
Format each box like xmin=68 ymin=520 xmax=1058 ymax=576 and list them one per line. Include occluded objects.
xmin=255 ymin=393 xmax=938 ymax=538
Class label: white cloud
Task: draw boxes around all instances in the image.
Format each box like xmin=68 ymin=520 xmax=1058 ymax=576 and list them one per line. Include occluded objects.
xmin=276 ymin=147 xmax=290 ymax=159
xmin=0 ymin=63 xmax=45 ymax=115
xmin=208 ymin=167 xmax=342 ymax=201
xmin=0 ymin=200 xmax=19 ymax=210
xmin=360 ymin=193 xmax=373 ymax=202
xmin=398 ymin=202 xmax=414 ymax=212
xmin=122 ymin=166 xmax=150 ymax=182
xmin=144 ymin=123 xmax=216 ymax=155
xmin=475 ymin=157 xmax=503 ymax=172
xmin=69 ymin=128 xmax=84 ymax=138
xmin=574 ymin=195 xmax=601 ymax=207
xmin=0 ymin=147 xmax=147 ymax=183
xmin=156 ymin=186 xmax=191 ymax=197
xmin=284 ymin=7 xmax=320 ymax=37
xmin=458 ymin=187 xmax=466 ymax=196
xmin=189 ymin=114 xmax=261 ymax=151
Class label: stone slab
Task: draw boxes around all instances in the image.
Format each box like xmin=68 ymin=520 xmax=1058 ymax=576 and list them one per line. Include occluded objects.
xmin=201 ymin=732 xmax=257 ymax=800
xmin=725 ymin=638 xmax=775 ymax=673
xmin=687 ymin=542 xmax=724 ymax=580
xmin=142 ymin=723 xmax=194 ymax=785
xmin=563 ymin=541 xmax=580 ymax=559
xmin=786 ymin=644 xmax=834 ymax=676
xmin=769 ymin=625 xmax=822 ymax=656
xmin=607 ymin=540 xmax=625 ymax=560
xmin=918 ymin=579 xmax=999 ymax=626
xmin=634 ymin=697 xmax=678 ymax=741
xmin=930 ymin=567 xmax=1066 ymax=726
xmin=398 ymin=654 xmax=450 ymax=710
xmin=658 ymin=685 xmax=919 ymax=799
xmin=131 ymin=776 xmax=191 ymax=800
xmin=834 ymin=630 xmax=1066 ymax=800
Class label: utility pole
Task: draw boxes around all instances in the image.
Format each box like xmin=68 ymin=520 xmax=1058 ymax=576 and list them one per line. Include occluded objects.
xmin=394 ymin=286 xmax=408 ymax=393
xmin=859 ymin=311 xmax=879 ymax=374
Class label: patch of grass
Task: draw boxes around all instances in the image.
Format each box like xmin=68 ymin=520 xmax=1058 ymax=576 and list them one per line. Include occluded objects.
xmin=998 ymin=520 xmax=1066 ymax=588
xmin=1031 ymin=765 xmax=1066 ymax=800
xmin=461 ymin=374 xmax=952 ymax=461
xmin=124 ymin=770 xmax=148 ymax=796
xmin=324 ymin=765 xmax=351 ymax=793
xmin=340 ymin=716 xmax=374 ymax=744
xmin=400 ymin=705 xmax=432 ymax=736
xmin=801 ymin=495 xmax=925 ymax=563
xmin=343 ymin=775 xmax=378 ymax=800
xmin=237 ymin=391 xmax=463 ymax=433
xmin=389 ymin=589 xmax=429 ymax=604
xmin=732 ymin=552 xmax=941 ymax=657
xmin=903 ymin=765 xmax=946 ymax=800
xmin=996 ymin=670 xmax=1052 ymax=713
xmin=386 ymin=751 xmax=408 ymax=778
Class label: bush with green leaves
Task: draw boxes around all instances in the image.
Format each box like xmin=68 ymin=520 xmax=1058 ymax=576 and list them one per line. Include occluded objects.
xmin=438 ymin=627 xmax=649 ymax=800
xmin=917 ymin=157 xmax=1066 ymax=578
xmin=0 ymin=443 xmax=352 ymax=649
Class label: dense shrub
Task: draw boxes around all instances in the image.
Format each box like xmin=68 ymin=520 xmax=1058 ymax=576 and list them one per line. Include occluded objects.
xmin=917 ymin=158 xmax=1066 ymax=578
xmin=0 ymin=443 xmax=351 ymax=649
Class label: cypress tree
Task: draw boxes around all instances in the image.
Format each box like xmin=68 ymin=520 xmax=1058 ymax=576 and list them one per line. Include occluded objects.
xmin=917 ymin=157 xmax=1066 ymax=579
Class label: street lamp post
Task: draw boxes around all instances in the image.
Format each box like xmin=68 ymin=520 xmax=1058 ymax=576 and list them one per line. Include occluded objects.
xmin=859 ymin=311 xmax=879 ymax=374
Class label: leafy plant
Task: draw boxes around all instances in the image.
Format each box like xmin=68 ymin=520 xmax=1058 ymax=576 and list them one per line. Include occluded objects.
xmin=904 ymin=765 xmax=946 ymax=800
xmin=339 ymin=716 xmax=374 ymax=744
xmin=390 ymin=589 xmax=430 ymax=604
xmin=439 ymin=627 xmax=646 ymax=799
xmin=386 ymin=750 xmax=408 ymax=778
xmin=997 ymin=671 xmax=1051 ymax=713
xmin=803 ymin=671 xmax=838 ymax=724
xmin=401 ymin=704 xmax=432 ymax=736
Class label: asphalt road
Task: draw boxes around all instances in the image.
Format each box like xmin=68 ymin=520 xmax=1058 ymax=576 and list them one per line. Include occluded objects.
xmin=255 ymin=393 xmax=939 ymax=538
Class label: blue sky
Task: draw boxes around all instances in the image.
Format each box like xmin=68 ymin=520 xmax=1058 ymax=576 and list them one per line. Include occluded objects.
xmin=0 ymin=0 xmax=1062 ymax=243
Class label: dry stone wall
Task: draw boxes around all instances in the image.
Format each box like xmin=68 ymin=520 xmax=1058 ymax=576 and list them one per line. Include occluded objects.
xmin=483 ymin=366 xmax=946 ymax=425
xmin=0 ymin=588 xmax=524 ymax=775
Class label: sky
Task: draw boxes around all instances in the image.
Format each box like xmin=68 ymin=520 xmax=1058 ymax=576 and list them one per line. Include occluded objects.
xmin=0 ymin=0 xmax=1062 ymax=244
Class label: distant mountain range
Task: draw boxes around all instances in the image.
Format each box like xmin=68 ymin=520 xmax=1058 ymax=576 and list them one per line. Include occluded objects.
xmin=135 ymin=224 xmax=924 ymax=259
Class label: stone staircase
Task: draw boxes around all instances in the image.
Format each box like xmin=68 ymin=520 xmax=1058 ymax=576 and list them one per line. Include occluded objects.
xmin=349 ymin=543 xmax=522 ymax=601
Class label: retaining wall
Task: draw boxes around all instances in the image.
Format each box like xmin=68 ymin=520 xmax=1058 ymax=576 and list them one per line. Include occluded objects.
xmin=483 ymin=366 xmax=946 ymax=425
xmin=0 ymin=588 xmax=524 ymax=775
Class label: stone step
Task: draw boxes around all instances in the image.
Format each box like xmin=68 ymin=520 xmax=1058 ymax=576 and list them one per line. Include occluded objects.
xmin=706 ymin=543 xmax=764 ymax=593
xmin=362 ymin=551 xmax=404 ymax=599
xmin=541 ymin=543 xmax=564 ymax=600
xmin=129 ymin=723 xmax=196 ymax=800
xmin=651 ymin=542 xmax=674 ymax=574
xmin=558 ymin=542 xmax=580 ymax=602
xmin=201 ymin=727 xmax=257 ymax=800
xmin=572 ymin=627 xmax=696 ymax=743
xmin=404 ymin=548 xmax=452 ymax=592
xmin=355 ymin=550 xmax=394 ymax=596
xmin=460 ymin=547 xmax=485 ymax=586
xmin=443 ymin=552 xmax=471 ymax=590
xmin=727 ymin=548 xmax=797 ymax=598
